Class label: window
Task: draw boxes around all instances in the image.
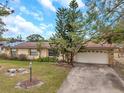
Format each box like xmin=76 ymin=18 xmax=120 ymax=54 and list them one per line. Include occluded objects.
xmin=11 ymin=49 xmax=17 ymax=57
xmin=30 ymin=49 xmax=38 ymax=56
xmin=48 ymin=49 xmax=58 ymax=56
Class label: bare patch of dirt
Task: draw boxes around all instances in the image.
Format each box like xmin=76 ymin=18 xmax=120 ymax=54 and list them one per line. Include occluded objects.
xmin=15 ymin=78 xmax=44 ymax=89
xmin=56 ymin=63 xmax=73 ymax=68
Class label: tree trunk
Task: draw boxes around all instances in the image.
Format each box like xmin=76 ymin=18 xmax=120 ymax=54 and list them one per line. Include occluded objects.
xmin=70 ymin=52 xmax=74 ymax=67
xmin=39 ymin=50 xmax=41 ymax=58
xmin=66 ymin=53 xmax=70 ymax=64
xmin=62 ymin=54 xmax=65 ymax=61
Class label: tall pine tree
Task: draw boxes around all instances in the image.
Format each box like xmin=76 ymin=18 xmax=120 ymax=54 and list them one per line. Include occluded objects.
xmin=65 ymin=0 xmax=85 ymax=66
xmin=50 ymin=8 xmax=68 ymax=61
xmin=51 ymin=0 xmax=86 ymax=66
xmin=0 ymin=0 xmax=14 ymax=38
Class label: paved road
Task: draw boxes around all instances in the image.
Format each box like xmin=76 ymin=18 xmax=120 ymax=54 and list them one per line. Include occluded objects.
xmin=57 ymin=64 xmax=124 ymax=93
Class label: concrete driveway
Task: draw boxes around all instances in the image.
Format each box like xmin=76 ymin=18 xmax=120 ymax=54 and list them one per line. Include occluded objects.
xmin=57 ymin=64 xmax=124 ymax=93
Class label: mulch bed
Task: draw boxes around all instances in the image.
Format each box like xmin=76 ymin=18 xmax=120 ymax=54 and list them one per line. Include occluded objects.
xmin=56 ymin=62 xmax=73 ymax=68
xmin=15 ymin=78 xmax=44 ymax=89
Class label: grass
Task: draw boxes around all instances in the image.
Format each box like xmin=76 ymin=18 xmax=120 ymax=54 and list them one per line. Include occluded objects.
xmin=0 ymin=59 xmax=70 ymax=93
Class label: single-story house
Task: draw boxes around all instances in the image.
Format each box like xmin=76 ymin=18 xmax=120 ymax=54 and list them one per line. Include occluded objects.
xmin=2 ymin=41 xmax=116 ymax=65
xmin=2 ymin=42 xmax=57 ymax=59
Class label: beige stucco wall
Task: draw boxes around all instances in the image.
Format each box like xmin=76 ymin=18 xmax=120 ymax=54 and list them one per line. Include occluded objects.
xmin=17 ymin=49 xmax=39 ymax=59
xmin=2 ymin=48 xmax=11 ymax=57
xmin=40 ymin=49 xmax=48 ymax=57
xmin=17 ymin=49 xmax=29 ymax=56
xmin=2 ymin=48 xmax=52 ymax=59
xmin=17 ymin=49 xmax=47 ymax=59
xmin=17 ymin=48 xmax=49 ymax=59
xmin=114 ymin=53 xmax=119 ymax=58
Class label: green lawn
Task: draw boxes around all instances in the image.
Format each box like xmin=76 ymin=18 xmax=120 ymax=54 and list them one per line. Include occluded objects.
xmin=0 ymin=59 xmax=70 ymax=93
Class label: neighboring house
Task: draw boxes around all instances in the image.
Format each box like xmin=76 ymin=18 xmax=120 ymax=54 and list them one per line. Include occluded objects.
xmin=2 ymin=42 xmax=56 ymax=59
xmin=0 ymin=41 xmax=8 ymax=54
xmin=2 ymin=41 xmax=116 ymax=65
xmin=1 ymin=41 xmax=24 ymax=55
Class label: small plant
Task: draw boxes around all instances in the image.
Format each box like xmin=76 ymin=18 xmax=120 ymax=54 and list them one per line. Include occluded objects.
xmin=9 ymin=56 xmax=18 ymax=60
xmin=37 ymin=57 xmax=58 ymax=62
xmin=18 ymin=54 xmax=27 ymax=61
xmin=0 ymin=53 xmax=9 ymax=59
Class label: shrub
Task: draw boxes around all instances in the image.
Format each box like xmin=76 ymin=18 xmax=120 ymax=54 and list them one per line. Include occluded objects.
xmin=0 ymin=53 xmax=9 ymax=59
xmin=0 ymin=53 xmax=19 ymax=60
xmin=0 ymin=53 xmax=27 ymax=61
xmin=37 ymin=57 xmax=58 ymax=62
xmin=18 ymin=54 xmax=27 ymax=61
xmin=9 ymin=56 xmax=18 ymax=60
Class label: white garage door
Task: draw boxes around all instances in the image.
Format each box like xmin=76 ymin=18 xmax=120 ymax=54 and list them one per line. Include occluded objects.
xmin=74 ymin=52 xmax=108 ymax=64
